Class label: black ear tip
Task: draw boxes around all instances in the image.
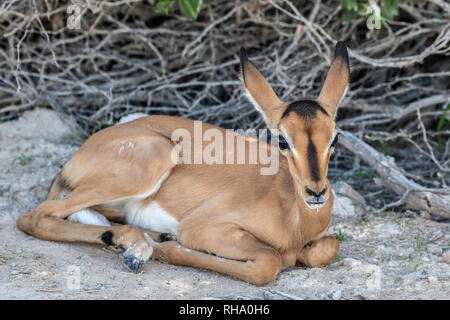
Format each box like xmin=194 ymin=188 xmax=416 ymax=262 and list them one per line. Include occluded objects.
xmin=334 ymin=41 xmax=349 ymax=64
xmin=240 ymin=47 xmax=248 ymax=63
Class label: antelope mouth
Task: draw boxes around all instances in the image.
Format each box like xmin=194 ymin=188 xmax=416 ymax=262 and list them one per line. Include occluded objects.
xmin=306 ymin=201 xmax=325 ymax=210
xmin=303 ymin=196 xmax=328 ymax=210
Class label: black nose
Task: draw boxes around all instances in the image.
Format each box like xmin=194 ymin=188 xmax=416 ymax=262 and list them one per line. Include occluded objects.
xmin=305 ymin=186 xmax=327 ymax=198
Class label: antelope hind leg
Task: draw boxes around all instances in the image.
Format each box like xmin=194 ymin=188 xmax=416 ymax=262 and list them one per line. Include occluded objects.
xmin=16 ymin=190 xmax=154 ymax=273
xmin=17 ymin=131 xmax=178 ymax=272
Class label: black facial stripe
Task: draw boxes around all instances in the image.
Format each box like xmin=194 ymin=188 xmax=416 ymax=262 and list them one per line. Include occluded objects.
xmin=307 ymin=138 xmax=320 ymax=182
xmin=282 ymin=100 xmax=329 ymax=120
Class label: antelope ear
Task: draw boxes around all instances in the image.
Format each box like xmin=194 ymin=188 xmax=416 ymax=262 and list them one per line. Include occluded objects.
xmin=317 ymin=41 xmax=350 ymax=118
xmin=240 ymin=47 xmax=283 ymax=129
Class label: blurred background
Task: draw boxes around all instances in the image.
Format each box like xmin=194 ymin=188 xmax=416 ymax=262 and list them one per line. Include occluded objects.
xmin=0 ymin=0 xmax=449 ymax=216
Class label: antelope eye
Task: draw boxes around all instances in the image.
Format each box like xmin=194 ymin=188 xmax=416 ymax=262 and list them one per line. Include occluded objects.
xmin=330 ymin=134 xmax=338 ymax=148
xmin=278 ymin=135 xmax=289 ymax=151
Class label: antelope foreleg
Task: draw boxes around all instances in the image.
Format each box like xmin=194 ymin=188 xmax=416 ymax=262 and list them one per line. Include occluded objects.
xmin=297 ymin=235 xmax=339 ymax=268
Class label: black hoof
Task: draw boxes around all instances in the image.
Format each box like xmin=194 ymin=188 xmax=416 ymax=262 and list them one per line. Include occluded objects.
xmin=122 ymin=253 xmax=145 ymax=273
xmin=159 ymin=233 xmax=176 ymax=242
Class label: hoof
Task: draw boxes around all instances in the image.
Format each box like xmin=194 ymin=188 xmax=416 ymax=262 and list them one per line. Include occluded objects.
xmin=159 ymin=233 xmax=177 ymax=242
xmin=122 ymin=253 xmax=145 ymax=273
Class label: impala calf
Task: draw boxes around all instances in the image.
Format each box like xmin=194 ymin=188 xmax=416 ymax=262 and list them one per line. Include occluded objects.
xmin=17 ymin=42 xmax=350 ymax=286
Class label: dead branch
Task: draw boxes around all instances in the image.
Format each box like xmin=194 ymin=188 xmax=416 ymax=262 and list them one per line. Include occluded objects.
xmin=339 ymin=130 xmax=450 ymax=219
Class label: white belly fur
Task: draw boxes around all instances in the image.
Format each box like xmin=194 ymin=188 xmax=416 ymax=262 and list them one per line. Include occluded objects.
xmin=123 ymin=200 xmax=179 ymax=236
xmin=63 ymin=189 xmax=112 ymax=227
xmin=68 ymin=208 xmax=111 ymax=227
xmin=69 ymin=197 xmax=179 ymax=236
xmin=113 ymin=169 xmax=178 ymax=235
xmin=65 ymin=169 xmax=178 ymax=235
xmin=67 ymin=198 xmax=178 ymax=236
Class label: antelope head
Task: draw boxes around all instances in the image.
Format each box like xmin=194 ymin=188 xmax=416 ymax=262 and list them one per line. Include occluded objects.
xmin=240 ymin=42 xmax=350 ymax=210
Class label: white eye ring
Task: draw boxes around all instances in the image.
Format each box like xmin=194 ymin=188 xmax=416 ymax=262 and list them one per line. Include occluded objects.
xmin=326 ymin=131 xmax=338 ymax=151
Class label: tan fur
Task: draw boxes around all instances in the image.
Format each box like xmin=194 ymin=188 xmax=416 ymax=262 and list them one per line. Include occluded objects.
xmin=17 ymin=43 xmax=350 ymax=286
xmin=318 ymin=56 xmax=349 ymax=117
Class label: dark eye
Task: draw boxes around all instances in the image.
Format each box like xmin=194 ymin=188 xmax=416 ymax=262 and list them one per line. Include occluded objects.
xmin=278 ymin=135 xmax=289 ymax=151
xmin=330 ymin=134 xmax=338 ymax=148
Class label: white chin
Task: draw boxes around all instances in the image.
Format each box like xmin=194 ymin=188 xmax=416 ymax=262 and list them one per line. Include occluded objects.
xmin=304 ymin=201 xmax=326 ymax=210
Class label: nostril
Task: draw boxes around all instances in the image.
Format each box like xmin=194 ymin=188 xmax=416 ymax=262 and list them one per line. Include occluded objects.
xmin=305 ymin=186 xmax=317 ymax=197
xmin=305 ymin=186 xmax=327 ymax=198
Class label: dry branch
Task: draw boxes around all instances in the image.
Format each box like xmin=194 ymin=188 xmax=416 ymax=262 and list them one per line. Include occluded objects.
xmin=339 ymin=130 xmax=450 ymax=219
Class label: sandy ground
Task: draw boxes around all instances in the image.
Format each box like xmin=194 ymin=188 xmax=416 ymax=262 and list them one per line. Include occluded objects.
xmin=0 ymin=110 xmax=449 ymax=300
